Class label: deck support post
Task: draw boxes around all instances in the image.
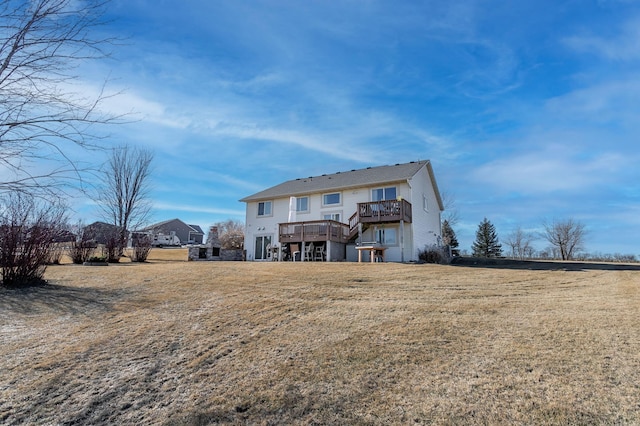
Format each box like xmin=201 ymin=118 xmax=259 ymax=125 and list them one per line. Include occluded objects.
xmin=400 ymin=220 xmax=405 ymax=262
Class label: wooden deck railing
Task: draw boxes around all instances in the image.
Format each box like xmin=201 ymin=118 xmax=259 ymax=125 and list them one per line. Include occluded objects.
xmin=349 ymin=199 xmax=412 ymax=236
xmin=279 ymin=220 xmax=350 ymax=244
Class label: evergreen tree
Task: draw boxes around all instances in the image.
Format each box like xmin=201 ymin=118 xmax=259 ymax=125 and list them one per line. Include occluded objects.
xmin=441 ymin=220 xmax=459 ymax=249
xmin=472 ymin=218 xmax=502 ymax=257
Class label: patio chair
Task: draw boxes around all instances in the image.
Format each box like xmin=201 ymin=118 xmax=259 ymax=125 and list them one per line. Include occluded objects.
xmin=304 ymin=243 xmax=314 ymax=261
xmin=314 ymin=244 xmax=325 ymax=261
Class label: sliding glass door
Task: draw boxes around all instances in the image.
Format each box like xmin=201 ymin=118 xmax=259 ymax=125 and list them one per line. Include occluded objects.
xmin=254 ymin=235 xmax=272 ymax=260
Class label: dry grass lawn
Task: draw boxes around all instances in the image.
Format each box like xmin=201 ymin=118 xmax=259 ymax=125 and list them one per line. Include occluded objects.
xmin=1 ymin=250 xmax=639 ymax=425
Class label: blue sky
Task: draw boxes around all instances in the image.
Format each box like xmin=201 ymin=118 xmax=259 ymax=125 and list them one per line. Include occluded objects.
xmin=75 ymin=0 xmax=639 ymax=255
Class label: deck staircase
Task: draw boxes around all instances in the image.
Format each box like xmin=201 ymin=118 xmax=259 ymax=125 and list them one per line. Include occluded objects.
xmin=348 ymin=199 xmax=412 ymax=241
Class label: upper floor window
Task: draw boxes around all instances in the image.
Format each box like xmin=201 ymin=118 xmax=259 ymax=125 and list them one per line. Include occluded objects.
xmin=423 ymin=194 xmax=429 ymax=212
xmin=372 ymin=186 xmax=397 ymax=201
xmin=296 ymin=196 xmax=309 ymax=212
xmin=257 ymin=201 xmax=272 ymax=216
xmin=323 ymin=192 xmax=341 ymax=206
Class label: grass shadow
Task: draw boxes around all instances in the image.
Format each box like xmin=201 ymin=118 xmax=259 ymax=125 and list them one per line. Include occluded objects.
xmin=0 ymin=282 xmax=132 ymax=316
xmin=450 ymin=256 xmax=640 ymax=271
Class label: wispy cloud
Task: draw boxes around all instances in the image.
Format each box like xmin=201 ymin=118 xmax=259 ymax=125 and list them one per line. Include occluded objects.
xmin=564 ymin=15 xmax=640 ymax=61
xmin=471 ymin=147 xmax=629 ymax=194
xmin=154 ymin=202 xmax=244 ymax=217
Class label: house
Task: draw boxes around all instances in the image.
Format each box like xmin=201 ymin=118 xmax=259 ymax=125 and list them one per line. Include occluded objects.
xmin=84 ymin=221 xmax=123 ymax=245
xmin=138 ymin=219 xmax=205 ymax=246
xmin=240 ymin=160 xmax=444 ymax=262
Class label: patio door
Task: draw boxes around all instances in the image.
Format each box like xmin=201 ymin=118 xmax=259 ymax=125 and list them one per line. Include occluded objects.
xmin=254 ymin=235 xmax=272 ymax=260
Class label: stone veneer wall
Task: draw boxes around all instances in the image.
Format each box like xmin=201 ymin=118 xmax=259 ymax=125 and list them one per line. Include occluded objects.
xmin=187 ymin=247 xmax=244 ymax=261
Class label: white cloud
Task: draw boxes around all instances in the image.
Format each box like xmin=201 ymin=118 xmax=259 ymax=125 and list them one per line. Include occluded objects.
xmin=471 ymin=148 xmax=629 ymax=194
xmin=546 ymin=78 xmax=640 ymax=125
xmin=564 ymin=15 xmax=640 ymax=61
xmin=154 ymin=202 xmax=244 ymax=217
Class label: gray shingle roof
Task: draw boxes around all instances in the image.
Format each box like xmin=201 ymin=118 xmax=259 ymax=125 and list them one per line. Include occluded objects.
xmin=240 ymin=160 xmax=433 ymax=202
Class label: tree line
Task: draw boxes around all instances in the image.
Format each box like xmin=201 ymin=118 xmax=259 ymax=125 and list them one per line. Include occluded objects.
xmin=442 ymin=217 xmax=636 ymax=263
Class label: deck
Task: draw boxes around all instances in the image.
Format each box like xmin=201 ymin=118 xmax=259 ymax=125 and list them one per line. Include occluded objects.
xmin=279 ymin=220 xmax=350 ymax=244
xmin=349 ymin=199 xmax=412 ymax=236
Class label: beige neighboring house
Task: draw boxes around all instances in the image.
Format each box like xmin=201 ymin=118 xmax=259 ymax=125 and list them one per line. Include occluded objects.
xmin=240 ymin=160 xmax=444 ymax=262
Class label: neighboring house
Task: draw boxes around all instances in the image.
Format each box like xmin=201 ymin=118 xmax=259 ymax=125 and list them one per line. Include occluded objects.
xmin=138 ymin=219 xmax=205 ymax=245
xmin=84 ymin=221 xmax=123 ymax=245
xmin=240 ymin=160 xmax=444 ymax=262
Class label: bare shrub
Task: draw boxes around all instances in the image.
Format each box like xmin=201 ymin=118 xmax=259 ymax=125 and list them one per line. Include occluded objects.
xmin=103 ymin=229 xmax=122 ymax=263
xmin=131 ymin=233 xmax=152 ymax=262
xmin=46 ymin=243 xmax=65 ymax=265
xmin=68 ymin=223 xmax=97 ymax=264
xmin=0 ymin=194 xmax=67 ymax=287
xmin=418 ymin=245 xmax=450 ymax=264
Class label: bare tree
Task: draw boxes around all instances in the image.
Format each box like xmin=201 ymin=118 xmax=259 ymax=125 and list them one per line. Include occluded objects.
xmin=97 ymin=145 xmax=154 ymax=257
xmin=541 ymin=218 xmax=586 ymax=261
xmin=440 ymin=191 xmax=460 ymax=227
xmin=0 ymin=0 xmax=118 ymax=198
xmin=0 ymin=193 xmax=67 ymax=287
xmin=214 ymin=219 xmax=245 ymax=249
xmin=504 ymin=226 xmax=534 ymax=260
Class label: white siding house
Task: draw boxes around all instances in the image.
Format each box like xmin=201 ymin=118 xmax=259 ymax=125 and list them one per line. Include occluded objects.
xmin=240 ymin=161 xmax=444 ymax=262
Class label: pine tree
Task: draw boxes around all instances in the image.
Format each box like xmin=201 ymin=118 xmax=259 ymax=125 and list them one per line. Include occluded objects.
xmin=472 ymin=218 xmax=502 ymax=258
xmin=441 ymin=220 xmax=459 ymax=249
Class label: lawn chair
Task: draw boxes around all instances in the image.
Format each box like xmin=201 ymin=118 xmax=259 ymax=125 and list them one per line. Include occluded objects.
xmin=314 ymin=244 xmax=325 ymax=261
xmin=304 ymin=243 xmax=314 ymax=261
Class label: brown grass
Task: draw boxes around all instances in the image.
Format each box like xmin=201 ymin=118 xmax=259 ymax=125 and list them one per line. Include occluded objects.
xmin=1 ymin=255 xmax=639 ymax=425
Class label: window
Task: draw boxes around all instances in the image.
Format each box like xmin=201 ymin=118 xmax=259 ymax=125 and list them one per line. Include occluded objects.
xmin=324 ymin=213 xmax=341 ymax=222
xmin=323 ymin=192 xmax=341 ymax=206
xmin=423 ymin=194 xmax=429 ymax=212
xmin=296 ymin=197 xmax=309 ymax=212
xmin=376 ymin=227 xmax=397 ymax=245
xmin=372 ymin=187 xmax=397 ymax=201
xmin=257 ymin=201 xmax=272 ymax=216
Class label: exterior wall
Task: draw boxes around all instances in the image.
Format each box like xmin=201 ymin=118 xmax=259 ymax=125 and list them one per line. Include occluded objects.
xmin=407 ymin=166 xmax=442 ymax=260
xmin=244 ymin=164 xmax=442 ymax=262
xmin=327 ymin=241 xmax=346 ymax=262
